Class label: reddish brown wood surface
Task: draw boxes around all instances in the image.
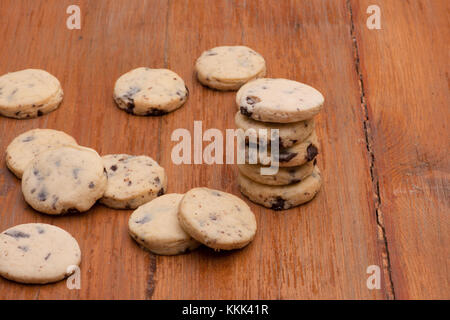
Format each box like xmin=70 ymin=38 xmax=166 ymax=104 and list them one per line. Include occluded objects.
xmin=0 ymin=0 xmax=447 ymax=299
xmin=350 ymin=0 xmax=449 ymax=299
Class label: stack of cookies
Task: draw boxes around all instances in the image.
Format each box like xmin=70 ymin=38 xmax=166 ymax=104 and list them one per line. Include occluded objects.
xmin=235 ymin=78 xmax=324 ymax=210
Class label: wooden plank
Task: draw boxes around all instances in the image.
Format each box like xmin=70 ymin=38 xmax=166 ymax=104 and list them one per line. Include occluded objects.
xmin=0 ymin=0 xmax=393 ymax=299
xmin=350 ymin=0 xmax=450 ymax=299
xmin=154 ymin=0 xmax=386 ymax=299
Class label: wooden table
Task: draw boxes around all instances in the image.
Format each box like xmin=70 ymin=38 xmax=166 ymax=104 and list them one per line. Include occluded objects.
xmin=0 ymin=0 xmax=448 ymax=300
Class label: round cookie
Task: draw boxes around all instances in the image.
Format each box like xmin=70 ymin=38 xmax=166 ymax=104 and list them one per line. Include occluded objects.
xmin=235 ymin=111 xmax=315 ymax=148
xmin=238 ymin=165 xmax=322 ymax=210
xmin=237 ymin=78 xmax=324 ymax=123
xmin=21 ymin=145 xmax=107 ymax=215
xmin=0 ymin=223 xmax=81 ymax=284
xmin=0 ymin=69 xmax=63 ymax=119
xmin=244 ymin=130 xmax=320 ymax=167
xmin=113 ymin=67 xmax=188 ymax=116
xmin=195 ymin=46 xmax=266 ymax=90
xmin=237 ymin=160 xmax=315 ymax=186
xmin=128 ymin=194 xmax=200 ymax=255
xmin=178 ymin=188 xmax=257 ymax=250
xmin=101 ymin=154 xmax=167 ymax=209
xmin=5 ymin=128 xmax=78 ymax=179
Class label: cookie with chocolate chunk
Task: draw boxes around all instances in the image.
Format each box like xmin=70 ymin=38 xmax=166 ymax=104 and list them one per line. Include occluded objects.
xmin=0 ymin=69 xmax=63 ymax=119
xmin=195 ymin=46 xmax=266 ymax=90
xmin=244 ymin=130 xmax=320 ymax=167
xmin=113 ymin=67 xmax=188 ymax=115
xmin=101 ymin=154 xmax=167 ymax=209
xmin=178 ymin=188 xmax=257 ymax=250
xmin=238 ymin=160 xmax=315 ymax=186
xmin=237 ymin=78 xmax=324 ymax=123
xmin=129 ymin=194 xmax=200 ymax=255
xmin=21 ymin=145 xmax=107 ymax=215
xmin=238 ymin=165 xmax=322 ymax=210
xmin=235 ymin=111 xmax=315 ymax=148
xmin=0 ymin=223 xmax=81 ymax=284
xmin=6 ymin=128 xmax=78 ymax=179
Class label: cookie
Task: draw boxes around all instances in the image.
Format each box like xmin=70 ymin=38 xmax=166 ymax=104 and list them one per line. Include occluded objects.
xmin=128 ymin=194 xmax=200 ymax=255
xmin=235 ymin=111 xmax=315 ymax=148
xmin=237 ymin=78 xmax=324 ymax=123
xmin=178 ymin=188 xmax=257 ymax=250
xmin=0 ymin=223 xmax=81 ymax=284
xmin=5 ymin=129 xmax=78 ymax=179
xmin=21 ymin=145 xmax=107 ymax=215
xmin=113 ymin=67 xmax=188 ymax=116
xmin=237 ymin=160 xmax=315 ymax=186
xmin=101 ymin=154 xmax=167 ymax=209
xmin=238 ymin=165 xmax=322 ymax=210
xmin=195 ymin=46 xmax=266 ymax=90
xmin=0 ymin=69 xmax=63 ymax=119
xmin=244 ymin=130 xmax=320 ymax=167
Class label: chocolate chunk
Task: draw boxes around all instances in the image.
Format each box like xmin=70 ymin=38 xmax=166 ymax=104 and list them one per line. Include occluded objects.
xmin=157 ymin=188 xmax=164 ymax=197
xmin=240 ymin=106 xmax=253 ymax=117
xmin=37 ymin=189 xmax=48 ymax=201
xmin=278 ymin=151 xmax=298 ymax=162
xmin=206 ymin=52 xmax=218 ymax=56
xmin=30 ymin=188 xmax=36 ymax=194
xmin=44 ymin=253 xmax=51 ymax=260
xmin=306 ymin=144 xmax=318 ymax=161
xmin=185 ymin=85 xmax=189 ymax=97
xmin=88 ymin=181 xmax=95 ymax=189
xmin=246 ymin=96 xmax=261 ymax=105
xmin=4 ymin=230 xmax=30 ymax=239
xmin=18 ymin=246 xmax=29 ymax=252
xmin=135 ymin=215 xmax=151 ymax=224
xmin=154 ymin=177 xmax=160 ymax=184
xmin=125 ymin=101 xmax=135 ymax=114
xmin=145 ymin=108 xmax=168 ymax=116
xmin=127 ymin=180 xmax=132 ymax=186
xmin=65 ymin=208 xmax=80 ymax=214
xmin=271 ymin=197 xmax=286 ymax=211
xmin=37 ymin=110 xmax=43 ymax=117
xmin=36 ymin=226 xmax=45 ymax=234
xmin=211 ymin=191 xmax=222 ymax=197
xmin=52 ymin=196 xmax=59 ymax=210
xmin=110 ymin=165 xmax=118 ymax=171
xmin=72 ymin=168 xmax=80 ymax=179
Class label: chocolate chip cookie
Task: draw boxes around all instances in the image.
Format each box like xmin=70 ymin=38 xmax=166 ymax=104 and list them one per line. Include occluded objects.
xmin=101 ymin=154 xmax=167 ymax=209
xmin=0 ymin=223 xmax=81 ymax=284
xmin=129 ymin=194 xmax=200 ymax=255
xmin=113 ymin=67 xmax=188 ymax=116
xmin=5 ymin=128 xmax=78 ymax=179
xmin=237 ymin=78 xmax=324 ymax=123
xmin=21 ymin=145 xmax=107 ymax=215
xmin=235 ymin=111 xmax=315 ymax=148
xmin=0 ymin=69 xmax=63 ymax=119
xmin=178 ymin=188 xmax=257 ymax=250
xmin=238 ymin=165 xmax=322 ymax=210
xmin=195 ymin=46 xmax=266 ymax=90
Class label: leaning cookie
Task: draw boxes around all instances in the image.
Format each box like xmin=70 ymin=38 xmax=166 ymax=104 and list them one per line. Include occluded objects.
xmin=178 ymin=188 xmax=257 ymax=250
xmin=237 ymin=78 xmax=324 ymax=123
xmin=238 ymin=166 xmax=322 ymax=210
xmin=0 ymin=223 xmax=81 ymax=284
xmin=237 ymin=160 xmax=315 ymax=186
xmin=244 ymin=131 xmax=319 ymax=167
xmin=235 ymin=111 xmax=315 ymax=148
xmin=100 ymin=154 xmax=167 ymax=209
xmin=5 ymin=128 xmax=78 ymax=179
xmin=0 ymin=69 xmax=63 ymax=119
xmin=113 ymin=67 xmax=188 ymax=116
xmin=195 ymin=46 xmax=266 ymax=90
xmin=129 ymin=194 xmax=200 ymax=255
xmin=21 ymin=145 xmax=107 ymax=215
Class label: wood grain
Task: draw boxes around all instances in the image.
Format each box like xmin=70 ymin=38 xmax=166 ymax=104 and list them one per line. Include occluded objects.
xmin=350 ymin=0 xmax=450 ymax=299
xmin=0 ymin=0 xmax=446 ymax=300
